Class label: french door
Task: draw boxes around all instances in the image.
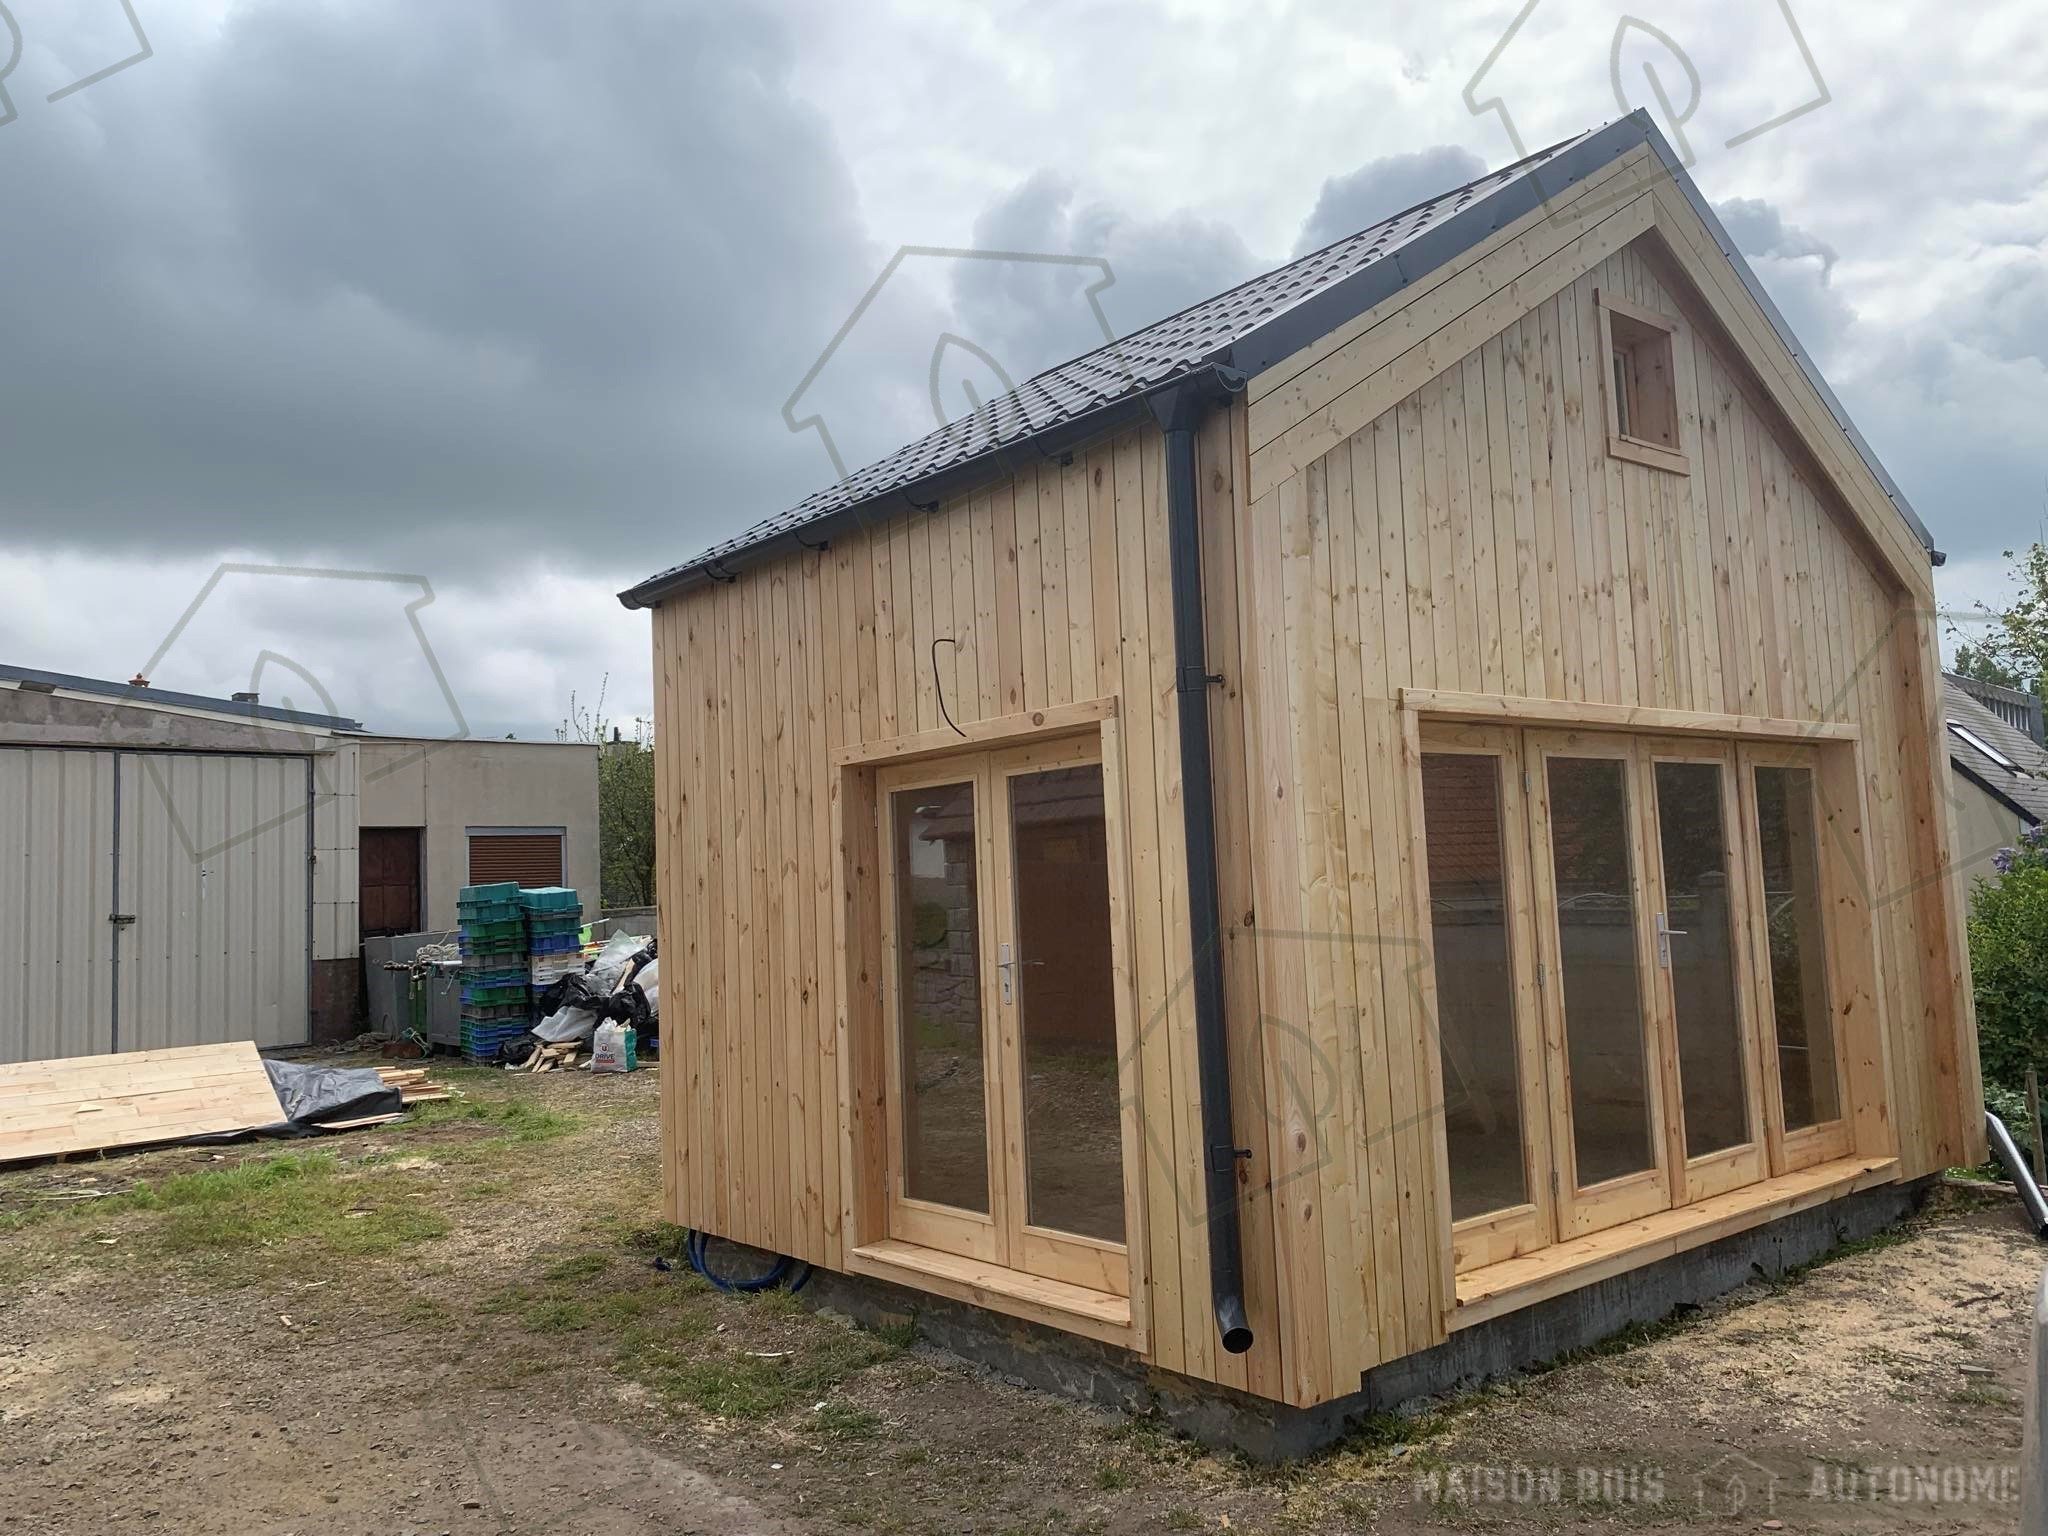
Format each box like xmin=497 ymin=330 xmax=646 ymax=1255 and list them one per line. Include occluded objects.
xmin=876 ymin=736 xmax=1131 ymax=1296
xmin=1419 ymin=724 xmax=1849 ymax=1270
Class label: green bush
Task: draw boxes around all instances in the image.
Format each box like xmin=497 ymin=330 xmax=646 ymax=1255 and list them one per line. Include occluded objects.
xmin=1969 ymin=824 xmax=2048 ymax=1092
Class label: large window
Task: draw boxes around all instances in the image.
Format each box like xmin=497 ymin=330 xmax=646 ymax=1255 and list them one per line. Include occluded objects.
xmin=1417 ymin=727 xmax=1855 ymax=1269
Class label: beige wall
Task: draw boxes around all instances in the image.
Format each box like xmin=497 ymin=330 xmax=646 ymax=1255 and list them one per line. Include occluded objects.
xmin=356 ymin=738 xmax=598 ymax=933
xmin=1949 ymin=772 xmax=2028 ymax=906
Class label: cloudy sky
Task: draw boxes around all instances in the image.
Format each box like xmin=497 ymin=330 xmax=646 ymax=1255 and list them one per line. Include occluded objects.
xmin=3 ymin=0 xmax=2044 ymax=737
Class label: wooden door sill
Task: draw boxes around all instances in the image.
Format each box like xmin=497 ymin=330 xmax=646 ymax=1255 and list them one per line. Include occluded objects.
xmin=1451 ymin=1154 xmax=1899 ymax=1332
xmin=849 ymin=1239 xmax=1137 ymax=1349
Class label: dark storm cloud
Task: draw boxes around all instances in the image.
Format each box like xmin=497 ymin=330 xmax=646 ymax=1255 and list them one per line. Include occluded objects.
xmin=0 ymin=0 xmax=893 ymax=568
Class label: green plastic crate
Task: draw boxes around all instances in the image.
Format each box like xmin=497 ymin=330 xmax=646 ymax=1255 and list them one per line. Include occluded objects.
xmin=460 ymin=917 xmax=525 ymax=944
xmin=516 ymin=886 xmax=581 ymax=912
xmin=459 ymin=881 xmax=521 ymax=905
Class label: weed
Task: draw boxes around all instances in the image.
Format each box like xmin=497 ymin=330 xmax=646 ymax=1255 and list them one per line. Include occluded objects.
xmin=1093 ymin=1462 xmax=1135 ymax=1491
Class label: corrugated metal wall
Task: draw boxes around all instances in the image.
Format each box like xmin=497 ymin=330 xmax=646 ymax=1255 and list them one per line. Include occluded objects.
xmin=0 ymin=749 xmax=117 ymax=1062
xmin=0 ymin=747 xmax=311 ymax=1063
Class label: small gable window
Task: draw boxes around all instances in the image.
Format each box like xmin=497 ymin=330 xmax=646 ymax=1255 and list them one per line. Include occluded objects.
xmin=1597 ymin=290 xmax=1687 ymax=475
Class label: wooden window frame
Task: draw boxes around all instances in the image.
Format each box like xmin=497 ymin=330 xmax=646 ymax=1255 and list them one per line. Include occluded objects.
xmin=1401 ymin=694 xmax=1894 ymax=1314
xmin=835 ymin=700 xmax=1149 ymax=1347
xmin=1597 ymin=289 xmax=1690 ymax=477
xmin=1523 ymin=728 xmax=1675 ymax=1239
xmin=1417 ymin=722 xmax=1556 ymax=1273
xmin=1638 ymin=738 xmax=1771 ymax=1204
xmin=1737 ymin=742 xmax=1857 ymax=1174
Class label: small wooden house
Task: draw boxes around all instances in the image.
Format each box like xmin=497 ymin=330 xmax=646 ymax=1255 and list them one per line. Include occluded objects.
xmin=621 ymin=112 xmax=1983 ymax=1417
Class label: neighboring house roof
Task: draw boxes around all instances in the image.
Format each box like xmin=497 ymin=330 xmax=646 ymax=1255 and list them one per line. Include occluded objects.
xmin=1943 ymin=673 xmax=2048 ymax=825
xmin=0 ymin=662 xmax=367 ymax=734
xmin=621 ymin=109 xmax=1938 ymax=609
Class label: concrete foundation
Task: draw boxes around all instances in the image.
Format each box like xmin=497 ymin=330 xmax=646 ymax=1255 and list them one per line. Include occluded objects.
xmin=801 ymin=1177 xmax=1932 ymax=1460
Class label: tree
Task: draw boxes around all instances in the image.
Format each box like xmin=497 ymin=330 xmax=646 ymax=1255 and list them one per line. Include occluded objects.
xmin=1952 ymin=641 xmax=2030 ymax=694
xmin=1961 ymin=542 xmax=2048 ymax=693
xmin=560 ymin=681 xmax=657 ymax=911
xmin=1970 ymin=824 xmax=2048 ymax=1093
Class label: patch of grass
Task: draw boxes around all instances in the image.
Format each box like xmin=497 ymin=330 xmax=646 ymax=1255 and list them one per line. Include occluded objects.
xmin=0 ymin=1150 xmax=450 ymax=1283
xmin=812 ymin=1400 xmax=885 ymax=1439
xmin=404 ymin=1096 xmax=578 ymax=1145
xmin=543 ymin=1251 xmax=611 ymax=1283
xmin=1949 ymin=1384 xmax=2018 ymax=1408
xmin=146 ymin=1153 xmax=449 ymax=1265
xmin=1162 ymin=1510 xmax=1202 ymax=1532
xmin=637 ymin=1315 xmax=914 ymax=1420
xmin=1092 ymin=1462 xmax=1136 ymax=1491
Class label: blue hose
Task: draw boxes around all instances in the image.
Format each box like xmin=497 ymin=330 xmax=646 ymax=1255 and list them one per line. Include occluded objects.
xmin=684 ymin=1229 xmax=814 ymax=1293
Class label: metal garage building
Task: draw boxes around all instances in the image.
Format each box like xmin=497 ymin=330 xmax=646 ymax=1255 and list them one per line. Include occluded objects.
xmin=0 ymin=670 xmax=360 ymax=1064
xmin=1 ymin=663 xmax=600 ymax=1064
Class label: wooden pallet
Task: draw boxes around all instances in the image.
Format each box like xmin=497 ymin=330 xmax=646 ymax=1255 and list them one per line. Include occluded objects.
xmin=0 ymin=1041 xmax=285 ymax=1165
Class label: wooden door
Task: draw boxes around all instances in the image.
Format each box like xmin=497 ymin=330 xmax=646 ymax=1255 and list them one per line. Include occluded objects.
xmin=876 ymin=740 xmax=1132 ymax=1296
xmin=1523 ymin=731 xmax=1673 ymax=1238
xmin=988 ymin=737 xmax=1129 ymax=1296
xmin=1415 ymin=723 xmax=1555 ymax=1271
xmin=360 ymin=827 xmax=422 ymax=937
xmin=1639 ymin=742 xmax=1769 ymax=1202
xmin=1738 ymin=744 xmax=1854 ymax=1174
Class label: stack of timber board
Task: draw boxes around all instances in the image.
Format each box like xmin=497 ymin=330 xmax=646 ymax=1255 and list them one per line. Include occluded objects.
xmin=0 ymin=1041 xmax=283 ymax=1164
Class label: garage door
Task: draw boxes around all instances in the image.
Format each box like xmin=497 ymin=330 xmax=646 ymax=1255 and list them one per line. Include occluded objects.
xmin=0 ymin=748 xmax=311 ymax=1063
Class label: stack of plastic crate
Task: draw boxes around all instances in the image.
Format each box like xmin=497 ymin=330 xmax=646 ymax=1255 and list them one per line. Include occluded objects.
xmin=519 ymin=887 xmax=585 ymax=991
xmin=457 ymin=881 xmax=531 ymax=1061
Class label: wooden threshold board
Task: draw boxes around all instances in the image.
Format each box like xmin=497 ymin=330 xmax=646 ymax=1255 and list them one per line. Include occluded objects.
xmin=0 ymin=1041 xmax=281 ymax=1164
xmin=849 ymin=1239 xmax=1136 ymax=1350
xmin=1451 ymin=1155 xmax=1901 ymax=1332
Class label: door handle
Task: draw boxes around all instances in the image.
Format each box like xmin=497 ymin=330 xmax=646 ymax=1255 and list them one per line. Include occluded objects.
xmin=1654 ymin=912 xmax=1687 ymax=968
xmin=998 ymin=942 xmax=1014 ymax=1004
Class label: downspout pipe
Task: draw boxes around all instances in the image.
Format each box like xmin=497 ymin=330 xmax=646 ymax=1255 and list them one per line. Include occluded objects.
xmin=1148 ymin=368 xmax=1254 ymax=1355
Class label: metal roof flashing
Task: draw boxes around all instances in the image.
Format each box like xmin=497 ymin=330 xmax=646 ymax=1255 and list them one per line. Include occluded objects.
xmin=621 ymin=110 xmax=1937 ymax=609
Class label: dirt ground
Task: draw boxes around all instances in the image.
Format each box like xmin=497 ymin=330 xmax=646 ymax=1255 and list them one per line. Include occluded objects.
xmin=0 ymin=1058 xmax=2036 ymax=1535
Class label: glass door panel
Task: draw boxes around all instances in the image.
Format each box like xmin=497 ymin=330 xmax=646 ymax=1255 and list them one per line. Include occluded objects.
xmin=994 ymin=740 xmax=1130 ymax=1297
xmin=1645 ymin=748 xmax=1766 ymax=1201
xmin=882 ymin=772 xmax=1002 ymax=1263
xmin=1418 ymin=726 xmax=1554 ymax=1273
xmin=1009 ymin=762 xmax=1124 ymax=1245
xmin=1746 ymin=756 xmax=1847 ymax=1169
xmin=1526 ymin=735 xmax=1670 ymax=1236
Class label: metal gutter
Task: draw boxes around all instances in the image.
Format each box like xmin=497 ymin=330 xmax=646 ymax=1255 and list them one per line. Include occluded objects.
xmin=1150 ymin=367 xmax=1255 ymax=1355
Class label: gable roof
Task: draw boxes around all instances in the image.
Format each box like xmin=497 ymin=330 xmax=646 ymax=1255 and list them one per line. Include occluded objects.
xmin=621 ymin=110 xmax=1937 ymax=609
xmin=1943 ymin=673 xmax=2048 ymax=825
xmin=0 ymin=662 xmax=367 ymax=735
